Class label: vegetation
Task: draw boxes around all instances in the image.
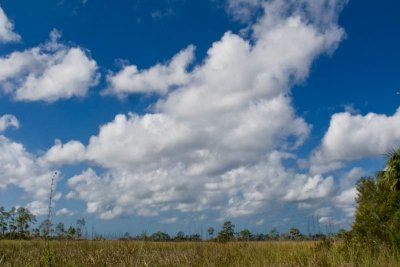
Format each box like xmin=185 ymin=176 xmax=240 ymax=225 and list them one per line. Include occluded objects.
xmin=0 ymin=207 xmax=87 ymax=241
xmin=0 ymin=213 xmax=335 ymax=242
xmin=0 ymin=207 xmax=35 ymax=239
xmin=0 ymin=239 xmax=399 ymax=266
xmin=217 ymin=221 xmax=235 ymax=242
xmin=351 ymin=149 xmax=400 ymax=248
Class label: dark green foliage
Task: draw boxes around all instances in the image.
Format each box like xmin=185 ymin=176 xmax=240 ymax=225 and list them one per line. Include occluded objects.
xmin=55 ymin=222 xmax=66 ymax=238
xmin=217 ymin=221 xmax=235 ymax=242
xmin=336 ymin=228 xmax=349 ymax=239
xmin=0 ymin=206 xmax=35 ymax=239
xmin=268 ymin=228 xmax=279 ymax=240
xmin=352 ymin=149 xmax=400 ymax=248
xmin=289 ymin=227 xmax=301 ymax=240
xmin=16 ymin=207 xmax=36 ymax=238
xmin=67 ymin=226 xmax=76 ymax=239
xmin=382 ymin=149 xmax=400 ymax=190
xmin=151 ymin=231 xmax=171 ymax=241
xmin=174 ymin=231 xmax=185 ymax=241
xmin=238 ymin=229 xmax=252 ymax=241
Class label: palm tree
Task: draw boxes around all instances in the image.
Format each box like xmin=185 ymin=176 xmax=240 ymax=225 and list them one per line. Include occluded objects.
xmin=379 ymin=148 xmax=400 ymax=191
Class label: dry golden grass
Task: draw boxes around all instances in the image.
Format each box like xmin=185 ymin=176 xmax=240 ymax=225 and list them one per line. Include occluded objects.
xmin=0 ymin=240 xmax=399 ymax=267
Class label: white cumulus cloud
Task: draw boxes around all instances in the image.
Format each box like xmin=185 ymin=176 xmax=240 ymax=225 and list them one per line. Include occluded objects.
xmin=44 ymin=139 xmax=86 ymax=165
xmin=0 ymin=135 xmax=59 ymax=215
xmin=106 ymin=45 xmax=195 ymax=96
xmin=56 ymin=208 xmax=74 ymax=216
xmin=0 ymin=29 xmax=99 ymax=102
xmin=0 ymin=6 xmax=20 ymax=43
xmin=283 ymin=174 xmax=334 ymax=202
xmin=310 ymin=108 xmax=400 ymax=174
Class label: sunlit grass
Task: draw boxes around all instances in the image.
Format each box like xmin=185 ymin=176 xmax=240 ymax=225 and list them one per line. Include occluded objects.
xmin=0 ymin=240 xmax=399 ymax=266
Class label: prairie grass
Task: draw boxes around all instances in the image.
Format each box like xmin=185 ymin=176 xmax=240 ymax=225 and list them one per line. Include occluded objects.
xmin=0 ymin=240 xmax=399 ymax=267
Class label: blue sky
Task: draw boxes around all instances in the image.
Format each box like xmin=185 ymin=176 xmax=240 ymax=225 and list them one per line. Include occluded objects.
xmin=0 ymin=0 xmax=399 ymax=237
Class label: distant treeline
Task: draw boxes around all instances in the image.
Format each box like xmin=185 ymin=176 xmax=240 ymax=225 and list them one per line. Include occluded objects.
xmin=0 ymin=207 xmax=345 ymax=242
xmin=119 ymin=222 xmax=345 ymax=242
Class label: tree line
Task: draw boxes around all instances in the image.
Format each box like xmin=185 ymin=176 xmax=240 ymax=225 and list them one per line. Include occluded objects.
xmin=0 ymin=206 xmax=86 ymax=240
xmin=0 ymin=205 xmax=343 ymax=242
xmin=124 ymin=221 xmax=343 ymax=242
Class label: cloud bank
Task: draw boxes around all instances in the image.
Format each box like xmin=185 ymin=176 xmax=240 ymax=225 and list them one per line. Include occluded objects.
xmin=1 ymin=0 xmax=372 ymax=225
xmin=65 ymin=0 xmax=345 ymax=219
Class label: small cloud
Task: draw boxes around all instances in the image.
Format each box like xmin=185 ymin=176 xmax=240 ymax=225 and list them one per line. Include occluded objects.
xmin=314 ymin=207 xmax=332 ymax=217
xmin=298 ymin=202 xmax=312 ymax=209
xmin=43 ymin=139 xmax=86 ymax=165
xmin=151 ymin=8 xmax=175 ymax=21
xmin=0 ymin=114 xmax=19 ymax=132
xmin=318 ymin=216 xmax=331 ymax=224
xmin=56 ymin=208 xmax=74 ymax=216
xmin=160 ymin=217 xmax=178 ymax=224
xmin=197 ymin=214 xmax=208 ymax=220
xmin=343 ymin=104 xmax=360 ymax=114
xmin=26 ymin=201 xmax=48 ymax=216
xmin=255 ymin=219 xmax=264 ymax=225
xmin=105 ymin=45 xmax=195 ymax=96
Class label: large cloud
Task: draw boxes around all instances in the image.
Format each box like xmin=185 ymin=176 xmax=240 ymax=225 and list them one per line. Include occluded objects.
xmin=0 ymin=6 xmax=20 ymax=43
xmin=66 ymin=0 xmax=345 ymax=219
xmin=0 ymin=114 xmax=60 ymax=215
xmin=310 ymin=108 xmax=400 ymax=174
xmin=69 ymin=152 xmax=334 ymax=219
xmin=0 ymin=133 xmax=59 ymax=215
xmin=0 ymin=30 xmax=99 ymax=102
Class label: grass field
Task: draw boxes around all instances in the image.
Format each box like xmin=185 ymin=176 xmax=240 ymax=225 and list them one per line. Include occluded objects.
xmin=1 ymin=240 xmax=399 ymax=267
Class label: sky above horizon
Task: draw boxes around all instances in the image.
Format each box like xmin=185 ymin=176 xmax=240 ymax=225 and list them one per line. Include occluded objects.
xmin=0 ymin=0 xmax=399 ymax=237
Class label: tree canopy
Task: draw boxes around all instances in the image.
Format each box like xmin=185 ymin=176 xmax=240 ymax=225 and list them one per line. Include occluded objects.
xmin=352 ymin=149 xmax=400 ymax=248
